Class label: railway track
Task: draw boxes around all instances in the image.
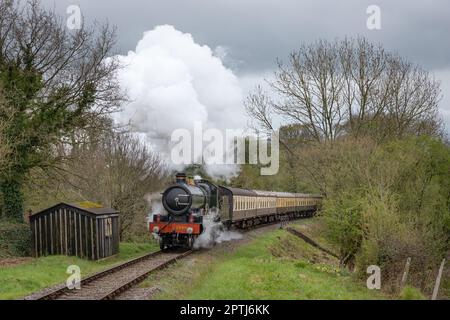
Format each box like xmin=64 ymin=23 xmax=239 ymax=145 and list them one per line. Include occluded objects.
xmin=24 ymin=214 xmax=311 ymax=300
xmin=24 ymin=249 xmax=192 ymax=300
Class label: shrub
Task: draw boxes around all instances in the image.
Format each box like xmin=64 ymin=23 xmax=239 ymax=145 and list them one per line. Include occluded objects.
xmin=399 ymin=286 xmax=426 ymax=300
xmin=321 ymin=136 xmax=450 ymax=294
xmin=0 ymin=220 xmax=31 ymax=257
xmin=323 ymin=193 xmax=364 ymax=268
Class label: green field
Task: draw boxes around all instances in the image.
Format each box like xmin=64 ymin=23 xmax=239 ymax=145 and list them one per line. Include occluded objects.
xmin=142 ymin=220 xmax=388 ymax=300
xmin=0 ymin=242 xmax=158 ymax=300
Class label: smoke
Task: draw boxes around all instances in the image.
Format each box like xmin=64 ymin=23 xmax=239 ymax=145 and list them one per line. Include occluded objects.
xmin=146 ymin=201 xmax=164 ymax=224
xmin=113 ymin=25 xmax=247 ymax=178
xmin=193 ymin=209 xmax=242 ymax=249
xmin=145 ymin=193 xmax=166 ymax=241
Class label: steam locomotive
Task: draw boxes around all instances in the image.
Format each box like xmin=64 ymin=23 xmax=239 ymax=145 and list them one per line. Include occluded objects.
xmin=149 ymin=173 xmax=322 ymax=250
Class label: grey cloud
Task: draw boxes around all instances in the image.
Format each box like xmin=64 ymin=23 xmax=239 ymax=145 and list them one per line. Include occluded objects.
xmin=41 ymin=0 xmax=450 ymax=73
xmin=40 ymin=0 xmax=450 ymax=131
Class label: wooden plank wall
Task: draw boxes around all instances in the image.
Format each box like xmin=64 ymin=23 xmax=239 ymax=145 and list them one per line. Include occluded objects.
xmin=96 ymin=216 xmax=120 ymax=259
xmin=31 ymin=206 xmax=119 ymax=260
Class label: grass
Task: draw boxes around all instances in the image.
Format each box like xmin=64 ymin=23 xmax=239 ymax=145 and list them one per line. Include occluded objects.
xmin=187 ymin=232 xmax=383 ymax=299
xmin=0 ymin=242 xmax=158 ymax=300
xmin=142 ymin=220 xmax=388 ymax=300
xmin=399 ymin=286 xmax=426 ymax=300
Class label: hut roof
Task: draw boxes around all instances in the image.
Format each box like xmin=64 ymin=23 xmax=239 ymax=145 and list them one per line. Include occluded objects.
xmin=30 ymin=202 xmax=118 ymax=217
xmin=69 ymin=202 xmax=118 ymax=215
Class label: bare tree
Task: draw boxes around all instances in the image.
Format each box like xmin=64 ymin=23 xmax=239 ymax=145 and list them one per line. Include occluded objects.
xmin=246 ymin=37 xmax=442 ymax=143
xmin=66 ymin=129 xmax=167 ymax=240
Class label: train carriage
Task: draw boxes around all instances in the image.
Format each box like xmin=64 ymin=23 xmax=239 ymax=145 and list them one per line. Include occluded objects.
xmin=221 ymin=187 xmax=257 ymax=222
xmin=254 ymin=190 xmax=277 ymax=217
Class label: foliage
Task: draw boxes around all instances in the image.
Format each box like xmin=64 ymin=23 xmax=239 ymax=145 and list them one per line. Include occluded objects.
xmin=0 ymin=220 xmax=31 ymax=257
xmin=233 ymin=134 xmax=450 ymax=295
xmin=398 ymin=286 xmax=426 ymax=300
xmin=75 ymin=201 xmax=104 ymax=209
xmin=322 ymin=194 xmax=365 ymax=267
xmin=320 ymin=137 xmax=450 ymax=293
xmin=0 ymin=0 xmax=124 ymax=220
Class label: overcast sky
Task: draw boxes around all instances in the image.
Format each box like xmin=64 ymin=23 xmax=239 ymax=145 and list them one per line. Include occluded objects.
xmin=42 ymin=0 xmax=450 ymax=133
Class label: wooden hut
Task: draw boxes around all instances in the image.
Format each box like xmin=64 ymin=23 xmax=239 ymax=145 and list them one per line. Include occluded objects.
xmin=30 ymin=202 xmax=120 ymax=260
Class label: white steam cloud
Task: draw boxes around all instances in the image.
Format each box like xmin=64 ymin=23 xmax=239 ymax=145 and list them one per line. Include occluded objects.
xmin=194 ymin=210 xmax=242 ymax=249
xmin=114 ymin=25 xmax=247 ymax=177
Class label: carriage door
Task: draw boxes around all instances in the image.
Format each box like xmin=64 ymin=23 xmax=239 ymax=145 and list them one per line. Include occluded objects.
xmin=221 ymin=196 xmax=231 ymax=222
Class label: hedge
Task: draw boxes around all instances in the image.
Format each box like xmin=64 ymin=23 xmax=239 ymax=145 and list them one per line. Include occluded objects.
xmin=0 ymin=220 xmax=31 ymax=257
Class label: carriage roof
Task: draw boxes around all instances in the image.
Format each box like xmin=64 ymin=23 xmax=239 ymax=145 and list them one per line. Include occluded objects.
xmin=221 ymin=186 xmax=322 ymax=198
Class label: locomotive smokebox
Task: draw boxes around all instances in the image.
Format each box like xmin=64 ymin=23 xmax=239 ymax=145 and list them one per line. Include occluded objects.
xmin=162 ymin=173 xmax=206 ymax=215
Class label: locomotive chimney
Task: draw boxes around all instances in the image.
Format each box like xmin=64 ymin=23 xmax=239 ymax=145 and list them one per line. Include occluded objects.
xmin=176 ymin=172 xmax=187 ymax=184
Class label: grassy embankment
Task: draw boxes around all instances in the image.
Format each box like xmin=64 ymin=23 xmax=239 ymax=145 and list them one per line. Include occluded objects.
xmin=0 ymin=242 xmax=158 ymax=300
xmin=141 ymin=219 xmax=388 ymax=300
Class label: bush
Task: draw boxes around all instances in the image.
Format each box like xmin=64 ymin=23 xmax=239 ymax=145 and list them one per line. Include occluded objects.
xmin=399 ymin=286 xmax=426 ymax=300
xmin=321 ymin=136 xmax=450 ymax=294
xmin=323 ymin=193 xmax=364 ymax=268
xmin=0 ymin=220 xmax=31 ymax=257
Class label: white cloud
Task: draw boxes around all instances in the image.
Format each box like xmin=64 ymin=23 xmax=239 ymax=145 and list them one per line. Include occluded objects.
xmin=114 ymin=25 xmax=248 ymax=176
